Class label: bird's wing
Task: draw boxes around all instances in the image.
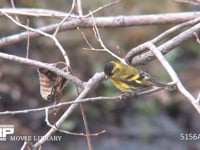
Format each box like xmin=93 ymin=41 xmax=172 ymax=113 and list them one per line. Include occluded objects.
xmin=119 ymin=72 xmax=149 ymax=89
xmin=139 ymin=70 xmax=168 ymax=87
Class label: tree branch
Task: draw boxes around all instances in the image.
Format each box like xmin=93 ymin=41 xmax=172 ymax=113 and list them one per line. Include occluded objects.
xmin=0 ymin=12 xmax=200 ymax=48
xmin=126 ymin=18 xmax=200 ymax=65
xmin=0 ymin=8 xmax=74 ymax=18
xmin=32 ymin=72 xmax=105 ymax=149
xmin=0 ymin=52 xmax=84 ymax=87
xmin=146 ymin=42 xmax=200 ymax=114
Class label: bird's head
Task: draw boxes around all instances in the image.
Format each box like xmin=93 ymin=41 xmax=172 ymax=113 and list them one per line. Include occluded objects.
xmin=104 ymin=61 xmax=121 ymax=78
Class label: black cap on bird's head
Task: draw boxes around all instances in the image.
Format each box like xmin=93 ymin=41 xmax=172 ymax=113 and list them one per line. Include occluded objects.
xmin=104 ymin=61 xmax=115 ymax=77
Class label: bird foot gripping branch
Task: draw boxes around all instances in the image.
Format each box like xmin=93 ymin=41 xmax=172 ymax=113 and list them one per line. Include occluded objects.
xmin=119 ymin=92 xmax=137 ymax=100
xmin=119 ymin=87 xmax=156 ymax=100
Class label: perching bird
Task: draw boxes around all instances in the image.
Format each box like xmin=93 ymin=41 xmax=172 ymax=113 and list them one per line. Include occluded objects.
xmin=104 ymin=61 xmax=170 ymax=93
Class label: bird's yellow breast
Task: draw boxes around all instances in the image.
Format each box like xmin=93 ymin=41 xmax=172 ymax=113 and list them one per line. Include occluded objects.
xmin=110 ymin=78 xmax=136 ymax=93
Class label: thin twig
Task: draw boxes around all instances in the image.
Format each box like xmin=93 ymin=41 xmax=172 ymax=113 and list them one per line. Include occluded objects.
xmin=1 ymin=11 xmax=71 ymax=66
xmin=76 ymin=0 xmax=83 ymax=16
xmin=53 ymin=0 xmax=76 ymax=36
xmin=32 ymin=72 xmax=105 ymax=149
xmin=193 ymin=32 xmax=200 ymax=44
xmin=0 ymin=1 xmax=120 ymax=19
xmin=176 ymin=0 xmax=200 ymax=6
xmin=45 ymin=108 xmax=102 ymax=136
xmin=20 ymin=141 xmax=30 ymax=150
xmin=77 ymin=27 xmax=94 ymax=50
xmin=0 ymin=96 xmax=117 ymax=115
xmin=83 ymin=48 xmax=106 ymax=52
xmin=1 ymin=12 xmax=200 ymax=49
xmin=125 ymin=17 xmax=200 ymax=64
xmin=0 ymin=52 xmax=84 ymax=87
xmin=32 ymin=72 xmax=172 ymax=149
xmin=10 ymin=0 xmax=19 ymax=22
xmin=197 ymin=92 xmax=200 ymax=104
xmin=84 ymin=0 xmax=120 ymax=17
xmin=0 ymin=8 xmax=76 ymax=18
xmin=80 ymin=104 xmax=93 ymax=150
xmin=26 ymin=19 xmax=30 ymax=58
xmin=0 ymin=82 xmax=175 ymax=116
xmin=126 ymin=21 xmax=200 ymax=65
xmin=53 ymin=125 xmax=105 ymax=136
xmin=152 ymin=17 xmax=200 ymax=44
xmin=90 ymin=12 xmax=125 ymax=63
xmin=147 ymin=42 xmax=200 ymax=114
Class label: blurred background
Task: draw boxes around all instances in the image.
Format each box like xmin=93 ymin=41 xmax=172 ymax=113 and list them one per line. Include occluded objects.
xmin=0 ymin=0 xmax=200 ymax=149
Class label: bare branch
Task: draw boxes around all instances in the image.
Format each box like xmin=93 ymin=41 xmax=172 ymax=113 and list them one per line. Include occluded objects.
xmin=0 ymin=96 xmax=115 ymax=115
xmin=53 ymin=0 xmax=76 ymax=36
xmin=80 ymin=104 xmax=93 ymax=150
xmin=32 ymin=72 xmax=105 ymax=149
xmin=153 ymin=17 xmax=200 ymax=44
xmin=0 ymin=81 xmax=176 ymax=116
xmin=0 ymin=3 xmax=199 ymax=149
xmin=10 ymin=0 xmax=19 ymax=22
xmin=198 ymin=92 xmax=200 ymax=103
xmin=26 ymin=19 xmax=30 ymax=58
xmin=0 ymin=8 xmax=76 ymax=18
xmin=76 ymin=0 xmax=83 ymax=16
xmin=194 ymin=32 xmax=200 ymax=44
xmin=176 ymin=0 xmax=200 ymax=6
xmin=90 ymin=12 xmax=125 ymax=63
xmin=1 ymin=12 xmax=200 ymax=49
xmin=125 ymin=17 xmax=200 ymax=64
xmin=45 ymin=108 xmax=97 ymax=136
xmin=147 ymin=42 xmax=200 ymax=114
xmin=20 ymin=141 xmax=31 ymax=150
xmin=0 ymin=52 xmax=84 ymax=87
xmin=1 ymin=11 xmax=71 ymax=66
xmin=84 ymin=0 xmax=120 ymax=17
xmin=77 ymin=27 xmax=96 ymax=50
xmin=126 ymin=19 xmax=200 ymax=65
xmin=45 ymin=99 xmax=105 ymax=138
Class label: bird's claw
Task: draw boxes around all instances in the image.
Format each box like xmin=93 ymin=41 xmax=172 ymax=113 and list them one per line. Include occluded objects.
xmin=120 ymin=92 xmax=137 ymax=100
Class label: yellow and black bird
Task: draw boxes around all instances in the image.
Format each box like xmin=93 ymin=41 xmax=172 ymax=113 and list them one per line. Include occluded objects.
xmin=104 ymin=61 xmax=169 ymax=93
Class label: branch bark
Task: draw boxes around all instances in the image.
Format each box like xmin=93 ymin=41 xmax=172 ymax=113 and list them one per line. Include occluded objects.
xmin=0 ymin=12 xmax=200 ymax=48
xmin=32 ymin=72 xmax=105 ymax=149
xmin=0 ymin=52 xmax=84 ymax=87
xmin=126 ymin=19 xmax=200 ymax=65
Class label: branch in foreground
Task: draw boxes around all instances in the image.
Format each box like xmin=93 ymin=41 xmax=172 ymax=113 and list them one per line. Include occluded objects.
xmin=32 ymin=72 xmax=105 ymax=149
xmin=0 ymin=67 xmax=170 ymax=148
xmin=45 ymin=108 xmax=105 ymax=137
xmin=2 ymin=11 xmax=71 ymax=66
xmin=0 ymin=52 xmax=84 ymax=87
xmin=176 ymin=0 xmax=200 ymax=6
xmin=126 ymin=19 xmax=200 ymax=65
xmin=0 ymin=12 xmax=200 ymax=48
xmin=125 ymin=17 xmax=200 ymax=61
xmin=0 ymin=8 xmax=73 ymax=18
xmin=0 ymin=96 xmax=115 ymax=115
xmin=147 ymin=42 xmax=200 ymax=114
xmin=0 ymin=82 xmax=174 ymax=116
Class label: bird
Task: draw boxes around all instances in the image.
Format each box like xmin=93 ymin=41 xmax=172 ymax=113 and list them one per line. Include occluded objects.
xmin=104 ymin=60 xmax=170 ymax=93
